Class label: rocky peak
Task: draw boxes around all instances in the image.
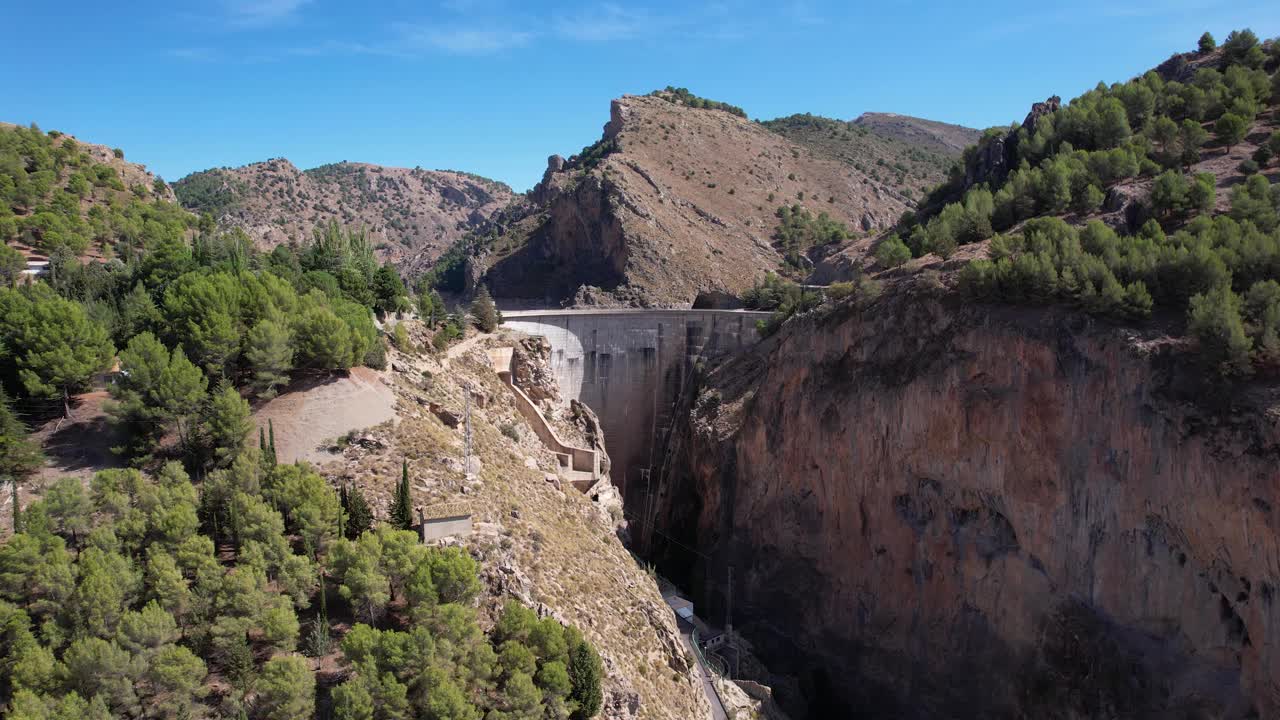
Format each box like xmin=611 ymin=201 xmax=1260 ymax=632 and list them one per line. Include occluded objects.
xmin=477 ymin=92 xmax=924 ymax=306
xmin=1020 ymin=95 xmax=1060 ymax=131
xmin=604 ymin=98 xmax=631 ymax=141
xmin=965 ymin=96 xmax=1061 ymax=189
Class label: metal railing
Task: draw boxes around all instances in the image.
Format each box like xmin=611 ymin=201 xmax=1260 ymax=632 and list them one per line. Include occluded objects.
xmin=691 ymin=627 xmax=728 ymax=677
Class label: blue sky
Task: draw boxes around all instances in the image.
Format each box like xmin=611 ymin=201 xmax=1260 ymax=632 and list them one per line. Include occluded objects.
xmin=4 ymin=0 xmax=1278 ymax=191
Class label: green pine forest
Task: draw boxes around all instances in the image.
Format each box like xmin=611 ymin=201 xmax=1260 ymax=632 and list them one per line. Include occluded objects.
xmin=0 ymin=123 xmax=600 ymax=718
xmin=891 ymin=29 xmax=1280 ymax=375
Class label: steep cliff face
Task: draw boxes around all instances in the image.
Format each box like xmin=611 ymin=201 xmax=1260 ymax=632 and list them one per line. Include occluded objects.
xmin=478 ymin=93 xmax=921 ymax=306
xmin=655 ymin=282 xmax=1280 ymax=718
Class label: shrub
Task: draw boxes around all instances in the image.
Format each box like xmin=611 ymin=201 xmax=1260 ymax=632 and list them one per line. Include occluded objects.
xmin=874 ymin=234 xmax=912 ymax=268
xmin=1188 ymin=284 xmax=1253 ymax=375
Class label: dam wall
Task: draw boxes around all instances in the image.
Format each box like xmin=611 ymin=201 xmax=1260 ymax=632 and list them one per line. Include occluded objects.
xmin=501 ymin=309 xmax=770 ymax=498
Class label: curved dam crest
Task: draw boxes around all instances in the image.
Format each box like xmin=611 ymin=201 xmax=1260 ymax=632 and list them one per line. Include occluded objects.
xmin=500 ymin=309 xmax=771 ymax=496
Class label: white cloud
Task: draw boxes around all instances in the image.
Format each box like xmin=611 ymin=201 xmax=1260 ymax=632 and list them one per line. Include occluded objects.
xmin=553 ymin=4 xmax=653 ymax=42
xmin=221 ymin=0 xmax=312 ymax=28
xmin=395 ymin=23 xmax=535 ymax=54
xmin=168 ymin=47 xmax=219 ymax=61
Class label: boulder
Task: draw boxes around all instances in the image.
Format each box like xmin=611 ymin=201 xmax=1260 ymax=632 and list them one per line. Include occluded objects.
xmin=428 ymin=402 xmax=461 ymax=428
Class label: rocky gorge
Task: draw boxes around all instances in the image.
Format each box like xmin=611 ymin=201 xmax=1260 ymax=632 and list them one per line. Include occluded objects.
xmin=646 ymin=278 xmax=1280 ymax=719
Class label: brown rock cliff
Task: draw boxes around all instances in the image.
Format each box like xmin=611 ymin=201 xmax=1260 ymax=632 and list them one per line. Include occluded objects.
xmin=652 ymin=284 xmax=1279 ymax=718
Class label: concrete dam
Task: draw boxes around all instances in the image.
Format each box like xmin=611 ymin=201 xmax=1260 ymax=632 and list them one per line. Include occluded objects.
xmin=500 ymin=309 xmax=770 ymax=497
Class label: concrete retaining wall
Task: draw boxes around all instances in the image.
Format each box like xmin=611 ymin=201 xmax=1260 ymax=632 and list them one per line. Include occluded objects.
xmin=422 ymin=515 xmax=473 ymax=542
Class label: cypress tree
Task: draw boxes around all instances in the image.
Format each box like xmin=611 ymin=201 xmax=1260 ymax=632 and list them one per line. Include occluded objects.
xmin=390 ymin=459 xmax=413 ymax=530
xmin=10 ymin=478 xmax=19 ymax=534
xmin=267 ymin=419 xmax=278 ymax=467
xmin=338 ymin=484 xmax=348 ymax=538
xmin=470 ymin=286 xmax=501 ymax=332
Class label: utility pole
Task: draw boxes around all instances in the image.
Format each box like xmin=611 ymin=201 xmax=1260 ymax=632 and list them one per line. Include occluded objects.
xmin=727 ymin=564 xmax=738 ymax=678
xmin=463 ymin=391 xmax=473 ymax=481
xmin=640 ymin=468 xmax=652 ymax=554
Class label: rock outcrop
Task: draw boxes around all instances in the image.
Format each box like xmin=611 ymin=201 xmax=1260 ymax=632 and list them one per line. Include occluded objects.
xmin=652 ymin=283 xmax=1279 ymax=719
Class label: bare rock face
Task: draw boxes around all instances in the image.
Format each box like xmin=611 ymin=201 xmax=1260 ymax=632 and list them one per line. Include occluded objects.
xmin=964 ymin=132 xmax=1011 ymax=188
xmin=511 ymin=337 xmax=561 ymax=404
xmin=965 ymin=96 xmax=1059 ymax=189
xmin=1021 ymin=95 xmax=1061 ymax=131
xmin=479 ymin=93 xmax=919 ymax=306
xmin=654 ymin=286 xmax=1280 ymax=719
xmin=569 ymin=398 xmax=611 ymax=476
xmin=1103 ymin=181 xmax=1150 ymax=233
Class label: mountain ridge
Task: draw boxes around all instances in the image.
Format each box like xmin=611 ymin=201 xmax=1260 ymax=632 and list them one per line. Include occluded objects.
xmin=173 ymin=157 xmax=514 ymax=269
xmin=463 ymin=90 xmax=970 ymax=306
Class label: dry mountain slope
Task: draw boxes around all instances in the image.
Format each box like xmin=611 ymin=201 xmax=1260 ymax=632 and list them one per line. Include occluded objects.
xmin=472 ymin=91 xmax=934 ymax=306
xmin=760 ymin=112 xmax=978 ymax=202
xmin=174 ymin=158 xmax=513 ymax=269
xmin=850 ymin=112 xmax=982 ymax=155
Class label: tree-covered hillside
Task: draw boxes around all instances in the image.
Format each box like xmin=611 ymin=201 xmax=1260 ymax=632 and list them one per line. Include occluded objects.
xmin=886 ymin=29 xmax=1280 ymax=375
xmin=0 ymin=447 xmax=604 ymax=719
xmin=0 ymin=123 xmax=186 ymax=260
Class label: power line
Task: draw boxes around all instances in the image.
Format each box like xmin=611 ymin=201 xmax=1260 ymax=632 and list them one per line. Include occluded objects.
xmin=621 ymin=507 xmax=714 ymax=561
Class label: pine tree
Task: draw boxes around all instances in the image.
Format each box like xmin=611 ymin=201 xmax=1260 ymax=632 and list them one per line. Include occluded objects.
xmin=568 ymin=639 xmax=604 ymax=720
xmin=344 ymin=483 xmax=373 ymax=539
xmin=244 ymin=318 xmax=293 ymax=398
xmin=1 ymin=391 xmax=42 ymax=526
xmin=1214 ymin=113 xmax=1248 ymax=153
xmin=470 ymin=286 xmax=500 ymax=333
xmin=390 ymin=459 xmax=413 ymax=530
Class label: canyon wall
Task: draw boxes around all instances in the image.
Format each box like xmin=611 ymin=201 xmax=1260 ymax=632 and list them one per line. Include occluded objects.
xmin=656 ymin=281 xmax=1280 ymax=719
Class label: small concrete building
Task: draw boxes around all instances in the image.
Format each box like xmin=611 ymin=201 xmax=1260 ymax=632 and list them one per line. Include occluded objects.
xmin=419 ymin=502 xmax=473 ymax=543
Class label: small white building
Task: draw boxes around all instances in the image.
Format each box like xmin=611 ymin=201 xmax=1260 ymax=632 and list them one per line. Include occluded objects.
xmin=22 ymin=260 xmax=49 ymax=278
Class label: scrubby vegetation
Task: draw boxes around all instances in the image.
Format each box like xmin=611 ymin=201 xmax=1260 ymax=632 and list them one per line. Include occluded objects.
xmin=744 ymin=272 xmax=880 ymax=336
xmin=911 ymin=29 xmax=1280 ymax=376
xmin=761 ymin=113 xmax=964 ymax=194
xmin=1 ymin=123 xmax=189 ymax=257
xmin=0 ymin=446 xmax=603 ymax=719
xmin=772 ymin=204 xmax=853 ymax=269
xmin=650 ymin=86 xmax=747 ymax=118
xmin=171 ymin=169 xmax=247 ymax=219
